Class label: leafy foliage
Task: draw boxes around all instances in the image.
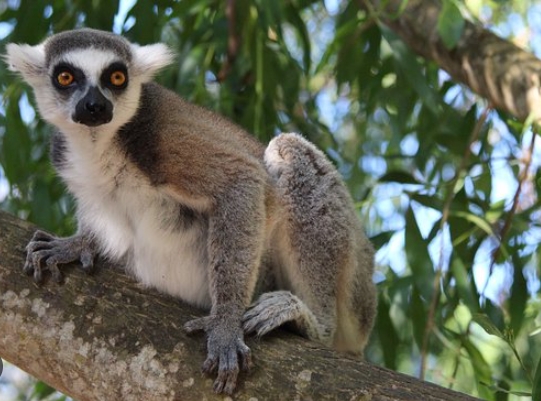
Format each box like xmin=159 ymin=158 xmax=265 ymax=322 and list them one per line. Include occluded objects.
xmin=438 ymin=1 xmax=465 ymax=49
xmin=0 ymin=1 xmax=540 ymax=400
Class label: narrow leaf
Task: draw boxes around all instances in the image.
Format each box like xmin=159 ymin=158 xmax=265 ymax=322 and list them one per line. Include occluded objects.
xmin=509 ymin=253 xmax=528 ymax=335
xmin=410 ymin=193 xmax=444 ymax=211
xmin=405 ymin=206 xmax=435 ymax=301
xmin=376 ymin=294 xmax=399 ymax=370
xmin=472 ymin=313 xmax=505 ymax=340
xmin=462 ymin=338 xmax=493 ymax=399
xmin=379 ymin=170 xmax=419 ymax=185
xmin=370 ymin=230 xmax=395 ymax=250
xmin=437 ymin=1 xmax=465 ymax=49
xmin=533 ymin=355 xmax=541 ymax=401
xmin=410 ymin=287 xmax=428 ymax=350
xmin=449 ymin=210 xmax=495 ymax=237
xmin=382 ymin=27 xmax=440 ymax=114
xmin=450 ymin=255 xmax=479 ymax=312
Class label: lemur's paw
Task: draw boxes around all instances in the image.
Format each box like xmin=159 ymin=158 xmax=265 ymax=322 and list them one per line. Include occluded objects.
xmin=24 ymin=230 xmax=96 ymax=283
xmin=185 ymin=314 xmax=252 ymax=395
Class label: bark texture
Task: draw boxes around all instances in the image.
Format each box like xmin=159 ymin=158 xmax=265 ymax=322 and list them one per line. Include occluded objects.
xmin=363 ymin=0 xmax=541 ymax=123
xmin=0 ymin=210 xmax=482 ymax=401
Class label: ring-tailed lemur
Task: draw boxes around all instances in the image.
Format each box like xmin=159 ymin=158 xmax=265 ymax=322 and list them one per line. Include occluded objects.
xmin=5 ymin=28 xmax=377 ymax=395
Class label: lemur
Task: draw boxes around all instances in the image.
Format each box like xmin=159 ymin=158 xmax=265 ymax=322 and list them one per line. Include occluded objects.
xmin=5 ymin=28 xmax=377 ymax=395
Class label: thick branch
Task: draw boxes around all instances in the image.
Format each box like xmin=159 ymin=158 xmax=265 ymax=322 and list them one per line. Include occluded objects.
xmin=364 ymin=0 xmax=541 ymax=123
xmin=0 ymin=210 xmax=481 ymax=401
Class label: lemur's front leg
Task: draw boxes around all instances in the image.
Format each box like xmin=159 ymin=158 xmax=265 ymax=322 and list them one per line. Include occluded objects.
xmin=24 ymin=230 xmax=97 ymax=283
xmin=184 ymin=178 xmax=265 ymax=394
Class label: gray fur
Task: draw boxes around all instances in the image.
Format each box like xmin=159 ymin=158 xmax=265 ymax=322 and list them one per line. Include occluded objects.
xmin=50 ymin=131 xmax=67 ymax=168
xmin=5 ymin=29 xmax=377 ymax=395
xmin=44 ymin=28 xmax=132 ymax=66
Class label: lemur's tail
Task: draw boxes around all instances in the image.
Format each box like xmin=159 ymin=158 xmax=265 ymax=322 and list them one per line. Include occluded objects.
xmin=244 ymin=133 xmax=376 ymax=353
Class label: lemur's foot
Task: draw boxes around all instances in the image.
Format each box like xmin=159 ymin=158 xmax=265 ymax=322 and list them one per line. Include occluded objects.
xmin=24 ymin=230 xmax=96 ymax=283
xmin=243 ymin=291 xmax=322 ymax=340
xmin=185 ymin=313 xmax=252 ymax=395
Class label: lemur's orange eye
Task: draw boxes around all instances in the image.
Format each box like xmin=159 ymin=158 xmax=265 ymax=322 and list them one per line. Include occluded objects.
xmin=110 ymin=71 xmax=126 ymax=87
xmin=57 ymin=71 xmax=74 ymax=86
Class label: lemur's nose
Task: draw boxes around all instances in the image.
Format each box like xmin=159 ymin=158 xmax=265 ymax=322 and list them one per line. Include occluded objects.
xmin=74 ymin=86 xmax=113 ymax=127
xmin=85 ymin=99 xmax=106 ymax=114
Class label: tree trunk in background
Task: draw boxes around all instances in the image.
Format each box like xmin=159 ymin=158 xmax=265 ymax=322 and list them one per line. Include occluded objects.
xmin=0 ymin=210 xmax=483 ymax=401
xmin=363 ymin=0 xmax=541 ymax=124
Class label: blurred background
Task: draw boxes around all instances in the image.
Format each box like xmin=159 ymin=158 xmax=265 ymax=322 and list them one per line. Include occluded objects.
xmin=0 ymin=0 xmax=540 ymax=400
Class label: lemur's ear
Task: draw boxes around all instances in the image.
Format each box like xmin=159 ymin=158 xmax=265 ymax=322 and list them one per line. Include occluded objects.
xmin=4 ymin=43 xmax=47 ymax=85
xmin=130 ymin=43 xmax=175 ymax=82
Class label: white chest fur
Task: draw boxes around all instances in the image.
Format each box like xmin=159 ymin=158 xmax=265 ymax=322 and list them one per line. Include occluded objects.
xmin=58 ymin=135 xmax=212 ymax=309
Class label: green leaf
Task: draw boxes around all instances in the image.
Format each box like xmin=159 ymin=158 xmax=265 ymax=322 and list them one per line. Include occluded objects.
xmin=486 ymin=200 xmax=506 ymax=223
xmin=509 ymin=253 xmax=528 ymax=335
xmin=410 ymin=193 xmax=444 ymax=211
xmin=30 ymin=177 xmax=53 ymax=231
xmin=533 ymin=355 xmax=541 ymax=401
xmin=472 ymin=313 xmax=505 ymax=340
xmin=284 ymin=3 xmax=311 ymax=71
xmin=462 ymin=338 xmax=493 ymax=399
xmin=382 ymin=27 xmax=440 ymax=114
xmin=450 ymin=255 xmax=479 ymax=312
xmin=3 ymin=89 xmax=32 ymax=186
xmin=405 ymin=205 xmax=435 ymax=301
xmin=9 ymin=1 xmax=48 ymax=42
xmin=81 ymin=0 xmax=119 ymax=30
xmin=30 ymin=381 xmax=57 ymax=399
xmin=376 ymin=293 xmax=400 ymax=370
xmin=437 ymin=1 xmax=465 ymax=49
xmin=126 ymin=0 xmax=160 ymax=43
xmin=379 ymin=170 xmax=419 ymax=185
xmin=484 ymin=299 xmax=506 ymax=335
xmin=494 ymin=376 xmax=511 ymax=401
xmin=411 ymin=287 xmax=428 ymax=349
xmin=370 ymin=230 xmax=395 ymax=250
xmin=448 ymin=210 xmax=495 ymax=237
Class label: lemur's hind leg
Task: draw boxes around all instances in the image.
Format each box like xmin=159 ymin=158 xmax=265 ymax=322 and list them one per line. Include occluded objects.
xmin=243 ymin=133 xmax=376 ymax=352
xmin=243 ymin=290 xmax=323 ymax=340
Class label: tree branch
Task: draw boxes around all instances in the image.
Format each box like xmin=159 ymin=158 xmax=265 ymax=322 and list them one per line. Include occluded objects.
xmin=362 ymin=0 xmax=541 ymax=124
xmin=0 ymin=210 xmax=482 ymax=401
xmin=488 ymin=128 xmax=538 ymax=286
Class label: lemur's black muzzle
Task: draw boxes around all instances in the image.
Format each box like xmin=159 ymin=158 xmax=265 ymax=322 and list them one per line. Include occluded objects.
xmin=73 ymin=86 xmax=113 ymax=127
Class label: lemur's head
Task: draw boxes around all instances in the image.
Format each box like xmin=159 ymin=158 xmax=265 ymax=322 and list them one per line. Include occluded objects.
xmin=5 ymin=29 xmax=174 ymax=132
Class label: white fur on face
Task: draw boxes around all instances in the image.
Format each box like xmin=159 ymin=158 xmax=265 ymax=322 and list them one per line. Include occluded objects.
xmin=55 ymin=48 xmax=119 ymax=86
xmin=5 ymin=43 xmax=46 ymax=85
xmin=130 ymin=43 xmax=175 ymax=82
xmin=39 ymin=48 xmax=141 ymax=140
xmin=5 ymin=38 xmax=174 ymax=141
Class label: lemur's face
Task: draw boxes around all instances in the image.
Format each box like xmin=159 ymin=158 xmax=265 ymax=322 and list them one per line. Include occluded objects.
xmin=48 ymin=49 xmax=130 ymax=127
xmin=5 ymin=29 xmax=173 ymax=134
